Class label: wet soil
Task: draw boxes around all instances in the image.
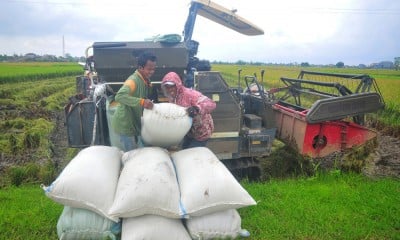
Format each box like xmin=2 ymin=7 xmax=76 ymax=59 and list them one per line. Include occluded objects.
xmin=362 ymin=133 xmax=400 ymax=179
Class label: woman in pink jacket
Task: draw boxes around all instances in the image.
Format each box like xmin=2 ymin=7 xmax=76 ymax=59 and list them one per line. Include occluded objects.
xmin=161 ymin=72 xmax=216 ymax=149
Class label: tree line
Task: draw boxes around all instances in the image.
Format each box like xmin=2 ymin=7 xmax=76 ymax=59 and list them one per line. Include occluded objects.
xmin=0 ymin=53 xmax=84 ymax=63
xmin=2 ymin=53 xmax=398 ymax=70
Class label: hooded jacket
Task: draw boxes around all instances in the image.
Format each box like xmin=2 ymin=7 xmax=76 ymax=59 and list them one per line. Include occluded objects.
xmin=161 ymin=72 xmax=216 ymax=141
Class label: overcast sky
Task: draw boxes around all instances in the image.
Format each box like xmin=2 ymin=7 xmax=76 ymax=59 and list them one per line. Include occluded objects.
xmin=1 ymin=0 xmax=399 ymax=65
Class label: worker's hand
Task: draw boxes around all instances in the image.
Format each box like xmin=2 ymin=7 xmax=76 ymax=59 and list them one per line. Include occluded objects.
xmin=187 ymin=106 xmax=199 ymax=118
xmin=142 ymin=99 xmax=154 ymax=109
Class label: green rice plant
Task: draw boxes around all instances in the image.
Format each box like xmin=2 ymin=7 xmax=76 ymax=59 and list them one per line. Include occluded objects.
xmin=18 ymin=81 xmax=71 ymax=102
xmin=1 ymin=77 xmax=75 ymax=111
xmin=38 ymin=160 xmax=58 ymax=185
xmin=25 ymin=118 xmax=54 ymax=158
xmin=0 ymin=62 xmax=82 ymax=83
xmin=0 ymin=118 xmax=54 ymax=157
xmin=24 ymin=163 xmax=41 ymax=181
xmin=7 ymin=132 xmax=24 ymax=155
xmin=0 ymin=98 xmax=14 ymax=106
xmin=7 ymin=167 xmax=26 ymax=186
xmin=3 ymin=161 xmax=56 ymax=187
xmin=260 ymin=142 xmax=313 ymax=180
xmin=0 ymin=88 xmax=13 ymax=99
xmin=371 ymin=103 xmax=400 ymax=137
xmin=24 ymin=129 xmax=42 ymax=149
xmin=42 ymin=84 xmax=75 ymax=111
xmin=1 ymin=77 xmax=60 ymax=97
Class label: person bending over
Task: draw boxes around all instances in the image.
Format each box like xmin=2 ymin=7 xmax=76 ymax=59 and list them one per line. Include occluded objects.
xmin=161 ymin=71 xmax=216 ymax=149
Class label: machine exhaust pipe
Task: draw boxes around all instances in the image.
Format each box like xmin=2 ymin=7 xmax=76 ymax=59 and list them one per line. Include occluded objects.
xmin=238 ymin=69 xmax=242 ymax=89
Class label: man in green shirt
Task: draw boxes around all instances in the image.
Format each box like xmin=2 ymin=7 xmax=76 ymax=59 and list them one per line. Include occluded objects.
xmin=111 ymin=52 xmax=156 ymax=151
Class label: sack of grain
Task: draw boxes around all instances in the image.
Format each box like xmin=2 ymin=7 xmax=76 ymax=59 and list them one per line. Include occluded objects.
xmin=106 ymin=96 xmax=123 ymax=151
xmin=171 ymin=147 xmax=257 ymax=217
xmin=141 ymin=103 xmax=191 ymax=147
xmin=57 ymin=206 xmax=121 ymax=240
xmin=121 ymin=215 xmax=191 ymax=240
xmin=42 ymin=145 xmax=122 ymax=222
xmin=186 ymin=209 xmax=250 ymax=240
xmin=109 ymin=147 xmax=182 ymax=219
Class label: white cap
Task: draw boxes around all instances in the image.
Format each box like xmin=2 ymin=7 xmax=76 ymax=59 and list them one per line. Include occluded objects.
xmin=163 ymin=81 xmax=175 ymax=86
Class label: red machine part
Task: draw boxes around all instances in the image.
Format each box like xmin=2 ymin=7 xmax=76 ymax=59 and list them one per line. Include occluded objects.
xmin=273 ymin=104 xmax=377 ymax=158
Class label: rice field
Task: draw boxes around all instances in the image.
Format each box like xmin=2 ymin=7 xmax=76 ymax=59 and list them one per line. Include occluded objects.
xmin=0 ymin=63 xmax=78 ymax=169
xmin=0 ymin=62 xmax=399 ymax=178
xmin=0 ymin=62 xmax=82 ymax=83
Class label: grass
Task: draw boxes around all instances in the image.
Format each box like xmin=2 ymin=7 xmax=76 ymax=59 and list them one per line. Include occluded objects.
xmin=0 ymin=173 xmax=398 ymax=239
xmin=239 ymin=173 xmax=400 ymax=240
xmin=0 ymin=184 xmax=62 ymax=240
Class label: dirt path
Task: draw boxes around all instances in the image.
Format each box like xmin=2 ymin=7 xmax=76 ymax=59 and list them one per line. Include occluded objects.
xmin=362 ymin=133 xmax=400 ymax=178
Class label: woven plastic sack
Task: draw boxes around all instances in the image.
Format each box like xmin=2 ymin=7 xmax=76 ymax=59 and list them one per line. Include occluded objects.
xmin=106 ymin=96 xmax=123 ymax=151
xmin=109 ymin=147 xmax=182 ymax=219
xmin=121 ymin=215 xmax=191 ymax=240
xmin=141 ymin=103 xmax=191 ymax=147
xmin=171 ymin=147 xmax=257 ymax=217
xmin=186 ymin=209 xmax=250 ymax=240
xmin=57 ymin=206 xmax=121 ymax=240
xmin=42 ymin=145 xmax=122 ymax=222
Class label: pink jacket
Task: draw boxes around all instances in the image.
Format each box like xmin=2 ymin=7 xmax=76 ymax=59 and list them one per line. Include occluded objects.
xmin=162 ymin=72 xmax=216 ymax=141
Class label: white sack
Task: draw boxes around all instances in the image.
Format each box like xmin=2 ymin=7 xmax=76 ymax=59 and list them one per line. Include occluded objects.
xmin=43 ymin=146 xmax=122 ymax=222
xmin=172 ymin=147 xmax=256 ymax=217
xmin=109 ymin=147 xmax=182 ymax=219
xmin=57 ymin=206 xmax=121 ymax=240
xmin=122 ymin=215 xmax=191 ymax=240
xmin=141 ymin=103 xmax=192 ymax=147
xmin=187 ymin=209 xmax=247 ymax=240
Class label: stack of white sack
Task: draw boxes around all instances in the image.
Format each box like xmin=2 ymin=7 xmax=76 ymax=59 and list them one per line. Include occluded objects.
xmin=42 ymin=145 xmax=123 ymax=239
xmin=116 ymin=147 xmax=255 ymax=240
xmin=43 ymin=147 xmax=256 ymax=239
xmin=141 ymin=103 xmax=192 ymax=148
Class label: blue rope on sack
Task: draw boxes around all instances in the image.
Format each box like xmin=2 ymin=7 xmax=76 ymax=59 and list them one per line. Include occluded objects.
xmin=170 ymin=155 xmax=188 ymax=219
xmin=40 ymin=183 xmax=54 ymax=193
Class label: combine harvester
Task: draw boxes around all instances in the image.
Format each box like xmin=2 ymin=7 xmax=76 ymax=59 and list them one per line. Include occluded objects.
xmin=65 ymin=0 xmax=385 ymax=180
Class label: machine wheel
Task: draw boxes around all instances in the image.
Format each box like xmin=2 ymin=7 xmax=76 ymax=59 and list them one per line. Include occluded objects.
xmin=221 ymin=157 xmax=262 ymax=181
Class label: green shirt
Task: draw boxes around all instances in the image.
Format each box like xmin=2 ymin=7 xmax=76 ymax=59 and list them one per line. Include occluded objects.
xmin=111 ymin=71 xmax=151 ymax=136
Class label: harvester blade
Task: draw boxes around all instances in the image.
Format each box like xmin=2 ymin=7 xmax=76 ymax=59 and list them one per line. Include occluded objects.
xmin=306 ymin=92 xmax=384 ymax=124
